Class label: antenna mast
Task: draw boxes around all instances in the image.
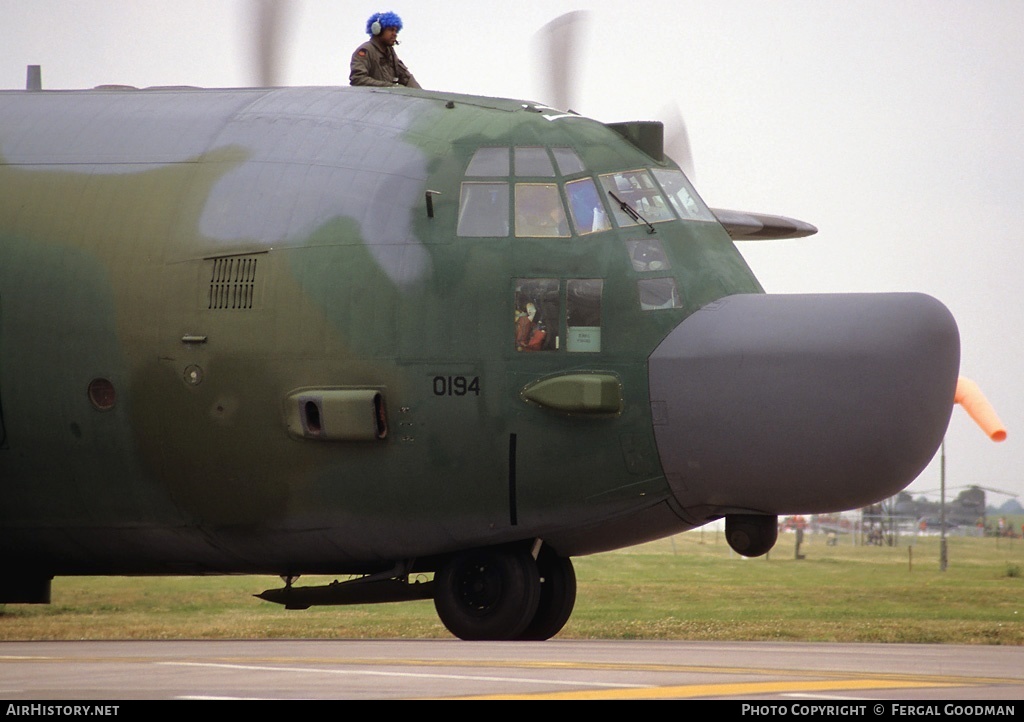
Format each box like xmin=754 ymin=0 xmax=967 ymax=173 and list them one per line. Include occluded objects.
xmin=26 ymin=65 xmax=41 ymax=91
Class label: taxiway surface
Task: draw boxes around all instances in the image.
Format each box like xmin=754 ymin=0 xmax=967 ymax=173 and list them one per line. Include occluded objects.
xmin=1 ymin=640 xmax=1021 ymax=700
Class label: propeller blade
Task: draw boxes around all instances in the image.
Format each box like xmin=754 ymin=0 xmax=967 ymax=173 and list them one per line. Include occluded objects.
xmin=536 ymin=11 xmax=591 ymax=112
xmin=660 ymin=102 xmax=696 ymax=179
xmin=251 ymin=0 xmax=291 ymax=87
xmin=536 ymin=13 xmax=695 ymax=180
xmin=954 ymin=376 xmax=1007 ymax=441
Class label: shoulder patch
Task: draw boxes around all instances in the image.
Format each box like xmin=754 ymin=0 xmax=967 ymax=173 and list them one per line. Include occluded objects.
xmin=357 ymin=50 xmax=367 ymax=57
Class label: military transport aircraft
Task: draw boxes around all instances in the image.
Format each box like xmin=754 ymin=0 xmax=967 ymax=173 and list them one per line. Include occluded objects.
xmin=0 ymin=8 xmax=967 ymax=641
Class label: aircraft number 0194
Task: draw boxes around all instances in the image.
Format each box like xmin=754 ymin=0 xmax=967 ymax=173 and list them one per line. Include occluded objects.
xmin=433 ymin=376 xmax=481 ymax=397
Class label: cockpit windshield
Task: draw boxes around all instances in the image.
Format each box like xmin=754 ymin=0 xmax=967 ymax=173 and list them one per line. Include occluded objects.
xmin=513 ymin=147 xmax=556 ymax=176
xmin=465 ymin=147 xmax=510 ymax=176
xmin=565 ymin=178 xmax=610 ymax=235
xmin=515 ymin=184 xmax=569 ymax=238
xmin=650 ymin=169 xmax=715 ymax=221
xmin=457 ymin=147 xmax=714 ymax=238
xmin=597 ymin=170 xmax=675 ymax=228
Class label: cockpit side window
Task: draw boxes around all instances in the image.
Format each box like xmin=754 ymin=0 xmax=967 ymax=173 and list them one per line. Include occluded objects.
xmin=638 ymin=277 xmax=683 ymax=311
xmin=565 ymin=178 xmax=611 ymax=235
xmin=598 ymin=170 xmax=675 ymax=227
xmin=466 ymin=147 xmax=510 ymax=176
xmin=566 ymin=279 xmax=603 ymax=352
xmin=515 ymin=279 xmax=561 ymax=352
xmin=515 ymin=183 xmax=570 ymax=238
xmin=651 ymin=169 xmax=715 ymax=221
xmin=458 ymin=182 xmax=509 ymax=237
xmin=626 ymin=239 xmax=671 ymax=272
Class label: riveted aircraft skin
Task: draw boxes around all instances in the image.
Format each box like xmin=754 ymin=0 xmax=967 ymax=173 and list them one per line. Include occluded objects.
xmin=0 ymin=85 xmax=959 ymax=586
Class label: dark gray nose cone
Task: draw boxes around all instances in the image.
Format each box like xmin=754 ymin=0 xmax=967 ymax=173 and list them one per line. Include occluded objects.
xmin=648 ymin=293 xmax=960 ymax=516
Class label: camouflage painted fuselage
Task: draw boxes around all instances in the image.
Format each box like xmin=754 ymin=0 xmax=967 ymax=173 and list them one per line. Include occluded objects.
xmin=0 ymin=85 xmax=959 ymax=582
xmin=0 ymin=86 xmax=762 ymax=575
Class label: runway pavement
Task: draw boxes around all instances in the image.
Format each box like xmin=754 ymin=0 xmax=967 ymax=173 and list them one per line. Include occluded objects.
xmin=0 ymin=639 xmax=1022 ymax=701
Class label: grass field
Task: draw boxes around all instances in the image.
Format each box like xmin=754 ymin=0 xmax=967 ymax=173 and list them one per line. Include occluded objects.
xmin=1 ymin=530 xmax=1021 ymax=644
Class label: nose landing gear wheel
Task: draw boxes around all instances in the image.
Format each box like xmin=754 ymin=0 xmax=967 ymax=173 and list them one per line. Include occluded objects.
xmin=434 ymin=547 xmax=540 ymax=641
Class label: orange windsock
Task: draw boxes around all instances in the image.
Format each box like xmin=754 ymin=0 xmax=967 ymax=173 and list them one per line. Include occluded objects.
xmin=954 ymin=376 xmax=1007 ymax=442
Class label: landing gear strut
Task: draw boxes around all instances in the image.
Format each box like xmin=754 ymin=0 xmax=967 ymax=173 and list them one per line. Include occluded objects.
xmin=433 ymin=544 xmax=576 ymax=641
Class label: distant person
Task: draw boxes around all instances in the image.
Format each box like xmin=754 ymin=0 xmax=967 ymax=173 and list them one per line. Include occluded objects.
xmin=350 ymin=11 xmax=422 ymax=88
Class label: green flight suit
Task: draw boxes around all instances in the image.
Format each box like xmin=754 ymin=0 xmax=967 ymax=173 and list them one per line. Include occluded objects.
xmin=349 ymin=39 xmax=422 ymax=88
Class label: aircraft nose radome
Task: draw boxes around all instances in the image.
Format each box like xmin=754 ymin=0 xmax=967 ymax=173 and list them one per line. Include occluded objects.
xmin=649 ymin=293 xmax=960 ymax=517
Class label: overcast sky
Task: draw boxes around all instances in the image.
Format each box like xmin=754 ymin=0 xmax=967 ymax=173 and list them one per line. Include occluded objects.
xmin=2 ymin=0 xmax=1021 ymax=508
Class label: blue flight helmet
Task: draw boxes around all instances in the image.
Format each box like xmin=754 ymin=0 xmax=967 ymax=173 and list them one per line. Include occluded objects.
xmin=367 ymin=12 xmax=403 ymax=36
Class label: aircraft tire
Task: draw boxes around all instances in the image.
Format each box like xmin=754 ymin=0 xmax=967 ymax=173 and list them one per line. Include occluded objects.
xmin=433 ymin=546 xmax=541 ymax=641
xmin=516 ymin=547 xmax=576 ymax=641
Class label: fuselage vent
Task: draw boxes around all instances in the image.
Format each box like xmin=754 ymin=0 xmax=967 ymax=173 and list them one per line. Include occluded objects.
xmin=208 ymin=255 xmax=260 ymax=310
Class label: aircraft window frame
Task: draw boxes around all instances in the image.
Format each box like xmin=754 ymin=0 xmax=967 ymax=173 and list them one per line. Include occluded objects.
xmin=566 ymin=279 xmax=603 ymax=353
xmin=514 ymin=183 xmax=570 ymax=238
xmin=513 ymin=147 xmax=556 ymax=177
xmin=598 ymin=169 xmax=676 ymax=228
xmin=551 ymin=147 xmax=586 ymax=176
xmin=457 ymin=182 xmax=510 ymax=237
xmin=88 ymin=378 xmax=117 ymax=411
xmin=650 ymin=168 xmax=715 ymax=221
xmin=638 ymin=277 xmax=683 ymax=311
xmin=514 ymin=279 xmax=561 ymax=352
xmin=626 ymin=239 xmax=671 ymax=272
xmin=565 ymin=178 xmax=611 ymax=236
xmin=466 ymin=147 xmax=510 ymax=176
